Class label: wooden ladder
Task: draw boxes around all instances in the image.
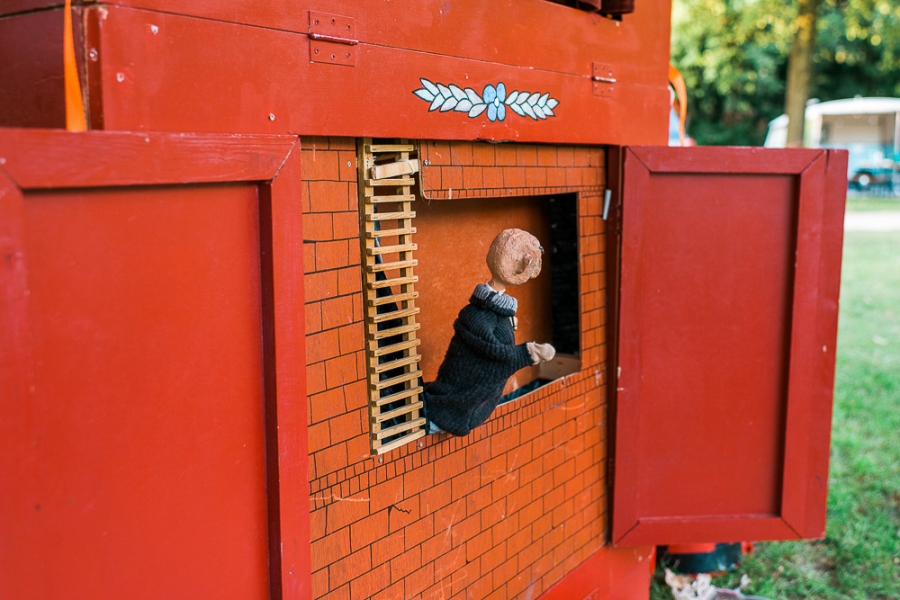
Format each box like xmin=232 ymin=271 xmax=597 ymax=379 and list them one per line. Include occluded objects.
xmin=358 ymin=139 xmax=426 ymax=454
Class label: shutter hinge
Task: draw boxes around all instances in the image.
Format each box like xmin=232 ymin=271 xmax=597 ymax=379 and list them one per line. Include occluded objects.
xmin=592 ymin=62 xmax=616 ymax=97
xmin=309 ymin=11 xmax=357 ymax=66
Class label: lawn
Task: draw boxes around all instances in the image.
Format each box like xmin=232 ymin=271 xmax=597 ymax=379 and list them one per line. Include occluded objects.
xmin=650 ymin=203 xmax=900 ymax=599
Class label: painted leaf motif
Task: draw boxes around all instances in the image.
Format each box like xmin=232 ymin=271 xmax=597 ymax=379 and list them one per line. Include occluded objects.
xmin=420 ymin=79 xmax=439 ymax=95
xmin=413 ymin=79 xmax=558 ymax=122
xmin=468 ymin=104 xmax=487 ymax=118
xmin=414 ymin=88 xmax=435 ymax=102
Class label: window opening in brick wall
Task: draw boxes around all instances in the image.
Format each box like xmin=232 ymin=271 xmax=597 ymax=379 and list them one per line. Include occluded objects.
xmin=414 ymin=192 xmax=581 ymax=410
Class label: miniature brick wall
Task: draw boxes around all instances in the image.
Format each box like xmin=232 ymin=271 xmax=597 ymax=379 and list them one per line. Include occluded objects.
xmin=303 ymin=137 xmax=609 ymax=600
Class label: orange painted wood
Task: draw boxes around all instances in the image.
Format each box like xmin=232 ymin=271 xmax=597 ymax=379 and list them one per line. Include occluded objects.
xmin=611 ymin=147 xmax=848 ymax=547
xmin=0 ymin=130 xmax=310 ymax=600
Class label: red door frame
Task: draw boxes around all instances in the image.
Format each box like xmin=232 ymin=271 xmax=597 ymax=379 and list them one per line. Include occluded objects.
xmin=610 ymin=146 xmax=847 ymax=546
xmin=0 ymin=129 xmax=311 ymax=599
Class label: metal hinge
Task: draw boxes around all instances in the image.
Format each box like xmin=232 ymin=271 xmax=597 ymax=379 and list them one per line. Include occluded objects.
xmin=592 ymin=62 xmax=616 ymax=97
xmin=309 ymin=11 xmax=357 ymax=66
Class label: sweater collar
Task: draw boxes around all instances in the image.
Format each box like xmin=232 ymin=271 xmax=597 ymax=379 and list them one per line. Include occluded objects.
xmin=471 ymin=283 xmax=517 ymax=316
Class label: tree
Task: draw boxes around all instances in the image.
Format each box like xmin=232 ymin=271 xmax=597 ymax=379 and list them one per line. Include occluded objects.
xmin=784 ymin=0 xmax=821 ymax=146
xmin=671 ymin=0 xmax=900 ymax=146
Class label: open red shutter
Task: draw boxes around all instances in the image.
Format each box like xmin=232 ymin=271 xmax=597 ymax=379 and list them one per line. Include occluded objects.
xmin=610 ymin=146 xmax=847 ymax=546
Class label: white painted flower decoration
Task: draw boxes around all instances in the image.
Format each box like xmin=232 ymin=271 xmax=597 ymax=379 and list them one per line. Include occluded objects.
xmin=413 ymin=78 xmax=559 ymax=122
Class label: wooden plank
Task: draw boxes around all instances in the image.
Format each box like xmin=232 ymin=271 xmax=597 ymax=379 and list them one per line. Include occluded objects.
xmin=373 ymin=370 xmax=423 ymax=391
xmin=372 ymin=338 xmax=421 ymax=358
xmin=372 ymin=353 xmax=421 ymax=374
xmin=373 ymin=401 xmax=424 ymax=423
xmin=374 ymin=429 xmax=426 ymax=455
xmin=374 ymin=417 xmax=427 ymax=440
xmin=368 ymin=194 xmax=416 ymax=204
xmin=368 ymin=275 xmax=418 ymax=289
xmin=371 ymin=307 xmax=419 ymax=324
xmin=368 ymin=178 xmax=416 ymax=187
xmin=368 ymin=291 xmax=418 ymax=307
xmin=374 ymin=386 xmax=423 ymax=407
xmin=371 ymin=322 xmax=420 ymax=340
xmin=367 ymin=259 xmax=417 ymax=273
xmin=369 ymin=227 xmax=417 ymax=238
xmin=368 ymin=243 xmax=417 ymax=255
xmin=367 ymin=144 xmax=415 ymax=153
xmin=371 ymin=159 xmax=419 ymax=180
xmin=367 ymin=211 xmax=416 ymax=222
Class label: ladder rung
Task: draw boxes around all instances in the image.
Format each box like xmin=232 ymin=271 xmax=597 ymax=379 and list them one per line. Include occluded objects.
xmin=370 ymin=227 xmax=416 ymax=238
xmin=372 ymin=338 xmax=421 ymax=358
xmin=374 ymin=400 xmax=424 ymax=423
xmin=367 ymin=259 xmax=417 ymax=273
xmin=368 ymin=194 xmax=415 ymax=204
xmin=372 ymin=353 xmax=421 ymax=374
xmin=375 ymin=417 xmax=426 ymax=440
xmin=368 ymin=244 xmax=417 ymax=256
xmin=374 ymin=370 xmax=423 ymax=391
xmin=369 ymin=291 xmax=418 ymax=307
xmin=371 ymin=307 xmax=419 ymax=324
xmin=372 ymin=322 xmax=420 ymax=340
xmin=369 ymin=178 xmax=415 ymax=187
xmin=369 ymin=275 xmax=418 ymax=289
xmin=374 ymin=385 xmax=423 ymax=407
xmin=367 ymin=211 xmax=416 ymax=221
xmin=367 ymin=144 xmax=415 ymax=153
xmin=374 ymin=429 xmax=426 ymax=455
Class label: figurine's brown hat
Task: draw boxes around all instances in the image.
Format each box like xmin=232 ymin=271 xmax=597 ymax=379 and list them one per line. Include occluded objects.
xmin=486 ymin=228 xmax=543 ymax=287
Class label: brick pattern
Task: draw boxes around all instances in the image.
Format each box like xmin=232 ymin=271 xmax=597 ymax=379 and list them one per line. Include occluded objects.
xmin=304 ymin=137 xmax=609 ymax=600
xmin=419 ymin=141 xmax=604 ymax=200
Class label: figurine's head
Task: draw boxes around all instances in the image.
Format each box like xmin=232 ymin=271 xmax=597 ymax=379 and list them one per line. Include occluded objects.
xmin=486 ymin=228 xmax=543 ymax=288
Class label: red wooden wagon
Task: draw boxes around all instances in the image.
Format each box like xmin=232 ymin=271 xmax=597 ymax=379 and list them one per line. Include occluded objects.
xmin=0 ymin=2 xmax=846 ymax=599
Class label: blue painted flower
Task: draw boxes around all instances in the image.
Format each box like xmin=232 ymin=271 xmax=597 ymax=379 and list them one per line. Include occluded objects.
xmin=483 ymin=83 xmax=507 ymax=122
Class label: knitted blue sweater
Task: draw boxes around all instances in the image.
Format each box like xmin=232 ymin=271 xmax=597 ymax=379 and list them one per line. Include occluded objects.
xmin=424 ymin=284 xmax=533 ymax=436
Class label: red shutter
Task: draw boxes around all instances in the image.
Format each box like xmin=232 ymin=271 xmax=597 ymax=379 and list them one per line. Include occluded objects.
xmin=610 ymin=146 xmax=847 ymax=546
xmin=0 ymin=129 xmax=310 ymax=599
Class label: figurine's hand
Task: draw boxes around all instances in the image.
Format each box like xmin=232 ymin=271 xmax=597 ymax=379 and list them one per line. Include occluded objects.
xmin=527 ymin=342 xmax=556 ymax=365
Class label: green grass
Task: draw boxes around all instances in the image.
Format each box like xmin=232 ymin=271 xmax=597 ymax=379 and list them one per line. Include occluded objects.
xmin=650 ymin=231 xmax=900 ymax=600
xmin=845 ymin=196 xmax=900 ymax=212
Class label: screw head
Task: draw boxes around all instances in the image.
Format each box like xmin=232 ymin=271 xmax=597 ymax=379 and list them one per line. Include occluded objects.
xmin=268 ymin=113 xmax=276 ymax=121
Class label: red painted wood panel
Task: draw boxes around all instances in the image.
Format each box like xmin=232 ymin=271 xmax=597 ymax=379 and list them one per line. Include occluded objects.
xmin=0 ymin=130 xmax=310 ymax=600
xmin=0 ymin=9 xmax=66 ymax=128
xmin=611 ymin=147 xmax=847 ymax=547
xmin=73 ymin=3 xmax=667 ymax=143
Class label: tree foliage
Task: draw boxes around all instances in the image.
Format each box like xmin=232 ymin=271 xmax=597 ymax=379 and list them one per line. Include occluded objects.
xmin=671 ymin=0 xmax=900 ymax=146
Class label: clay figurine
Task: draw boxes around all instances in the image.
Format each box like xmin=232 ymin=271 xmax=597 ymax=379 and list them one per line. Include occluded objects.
xmin=424 ymin=229 xmax=556 ymax=436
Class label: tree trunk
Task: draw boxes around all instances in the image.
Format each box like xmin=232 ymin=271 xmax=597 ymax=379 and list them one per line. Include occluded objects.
xmin=784 ymin=0 xmax=820 ymax=146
